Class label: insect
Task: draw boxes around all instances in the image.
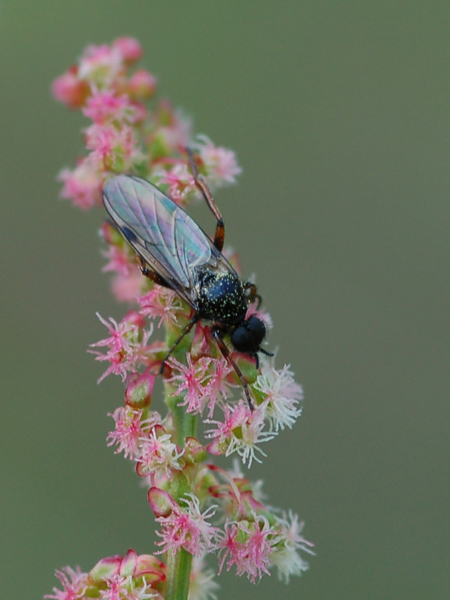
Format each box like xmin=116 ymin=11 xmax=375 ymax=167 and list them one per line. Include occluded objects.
xmin=102 ymin=150 xmax=271 ymax=410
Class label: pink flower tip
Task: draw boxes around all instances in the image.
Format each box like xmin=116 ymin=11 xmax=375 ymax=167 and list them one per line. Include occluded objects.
xmin=148 ymin=487 xmax=176 ymax=517
xmin=128 ymin=69 xmax=157 ymax=99
xmin=183 ymin=437 xmax=207 ymax=464
xmin=89 ymin=554 xmax=123 ymax=581
xmin=112 ymin=37 xmax=142 ymax=64
xmin=125 ymin=371 xmax=156 ymax=408
xmin=52 ymin=65 xmax=89 ymax=108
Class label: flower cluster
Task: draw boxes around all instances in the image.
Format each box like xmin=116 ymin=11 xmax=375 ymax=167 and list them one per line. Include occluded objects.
xmin=47 ymin=37 xmax=312 ymax=600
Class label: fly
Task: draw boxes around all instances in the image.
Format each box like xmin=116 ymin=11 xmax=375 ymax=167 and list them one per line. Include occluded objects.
xmin=102 ymin=150 xmax=272 ymax=410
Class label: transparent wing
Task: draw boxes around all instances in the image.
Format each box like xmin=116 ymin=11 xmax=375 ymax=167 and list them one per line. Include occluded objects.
xmin=102 ymin=175 xmax=236 ymax=306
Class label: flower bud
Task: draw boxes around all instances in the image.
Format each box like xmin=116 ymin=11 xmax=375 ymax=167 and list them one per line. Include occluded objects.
xmin=52 ymin=66 xmax=89 ymax=108
xmin=135 ymin=554 xmax=166 ymax=582
xmin=184 ymin=437 xmax=207 ymax=464
xmin=128 ymin=70 xmax=157 ymax=99
xmin=148 ymin=487 xmax=175 ymax=517
xmin=113 ymin=37 xmax=142 ymax=64
xmin=89 ymin=555 xmax=122 ymax=581
xmin=125 ymin=371 xmax=155 ymax=408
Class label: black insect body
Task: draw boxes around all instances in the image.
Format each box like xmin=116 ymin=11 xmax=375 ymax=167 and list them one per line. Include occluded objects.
xmin=102 ymin=152 xmax=271 ymax=409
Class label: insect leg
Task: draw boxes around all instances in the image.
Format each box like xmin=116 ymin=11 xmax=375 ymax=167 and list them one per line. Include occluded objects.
xmin=186 ymin=147 xmax=225 ymax=252
xmin=136 ymin=254 xmax=171 ymax=287
xmin=212 ymin=327 xmax=254 ymax=411
xmin=259 ymin=347 xmax=274 ymax=357
xmin=244 ymin=281 xmax=262 ymax=308
xmin=160 ymin=315 xmax=199 ymax=373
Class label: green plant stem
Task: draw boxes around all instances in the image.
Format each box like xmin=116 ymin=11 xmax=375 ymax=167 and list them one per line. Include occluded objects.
xmin=165 ymin=548 xmax=193 ymax=600
xmin=163 ymin=327 xmax=197 ymax=599
xmin=172 ymin=399 xmax=197 ymax=447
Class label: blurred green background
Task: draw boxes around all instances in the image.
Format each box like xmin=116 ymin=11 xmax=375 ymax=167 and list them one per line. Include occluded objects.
xmin=1 ymin=2 xmax=449 ymax=598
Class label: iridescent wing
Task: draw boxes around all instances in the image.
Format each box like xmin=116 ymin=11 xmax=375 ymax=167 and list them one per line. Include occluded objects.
xmin=102 ymin=175 xmax=237 ymax=307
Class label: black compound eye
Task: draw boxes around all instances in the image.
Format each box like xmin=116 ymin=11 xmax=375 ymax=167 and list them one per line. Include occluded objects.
xmin=246 ymin=316 xmax=266 ymax=347
xmin=231 ymin=325 xmax=257 ymax=353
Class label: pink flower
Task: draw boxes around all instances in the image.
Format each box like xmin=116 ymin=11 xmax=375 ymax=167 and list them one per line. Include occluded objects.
xmin=271 ymin=511 xmax=315 ymax=583
xmin=107 ymin=407 xmax=147 ymax=459
xmin=89 ymin=312 xmax=153 ymax=382
xmin=148 ymin=101 xmax=192 ymax=154
xmin=190 ymin=322 xmax=215 ymax=360
xmin=154 ymin=164 xmax=196 ymax=205
xmin=78 ymin=43 xmax=124 ymax=87
xmin=138 ymin=287 xmax=185 ymax=328
xmin=58 ymin=159 xmax=102 ymax=210
xmin=194 ymin=135 xmax=242 ymax=186
xmin=254 ymin=357 xmax=303 ymax=431
xmin=83 ymin=91 xmax=138 ymax=124
xmin=203 ymin=358 xmax=236 ymax=416
xmin=155 ymin=494 xmax=219 ymax=557
xmin=217 ymin=516 xmax=279 ymax=583
xmin=206 ymin=400 xmax=274 ymax=466
xmin=167 ymin=355 xmax=211 ymax=414
xmin=111 ymin=269 xmax=144 ymax=303
xmin=85 ymin=123 xmax=143 ymax=172
xmin=98 ymin=573 xmax=155 ymax=600
xmin=44 ymin=566 xmax=88 ymax=600
xmin=102 ymin=245 xmax=134 ymax=276
xmin=136 ymin=426 xmax=183 ymax=480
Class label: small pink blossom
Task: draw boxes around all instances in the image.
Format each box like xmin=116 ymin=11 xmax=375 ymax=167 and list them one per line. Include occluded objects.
xmin=78 ymin=43 xmax=124 ymax=87
xmin=89 ymin=312 xmax=153 ymax=382
xmin=154 ymin=164 xmax=196 ymax=205
xmin=155 ymin=494 xmax=219 ymax=557
xmin=111 ymin=269 xmax=145 ymax=303
xmin=138 ymin=287 xmax=185 ymax=328
xmin=83 ymin=91 xmax=138 ymax=124
xmin=217 ymin=516 xmax=279 ymax=583
xmin=203 ymin=358 xmax=236 ymax=417
xmin=98 ymin=573 xmax=155 ymax=600
xmin=58 ymin=159 xmax=102 ymax=210
xmin=85 ymin=123 xmax=143 ymax=172
xmin=136 ymin=426 xmax=183 ymax=480
xmin=206 ymin=400 xmax=274 ymax=466
xmin=107 ymin=407 xmax=148 ymax=459
xmin=102 ymin=245 xmax=134 ymax=277
xmin=254 ymin=358 xmax=303 ymax=431
xmin=148 ymin=102 xmax=192 ymax=154
xmin=271 ymin=511 xmax=315 ymax=583
xmin=194 ymin=135 xmax=242 ymax=186
xmin=190 ymin=322 xmax=215 ymax=360
xmin=44 ymin=566 xmax=88 ymax=600
xmin=167 ymin=355 xmax=211 ymax=414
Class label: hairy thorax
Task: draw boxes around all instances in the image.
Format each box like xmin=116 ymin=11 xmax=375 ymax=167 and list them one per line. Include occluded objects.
xmin=195 ymin=268 xmax=247 ymax=326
